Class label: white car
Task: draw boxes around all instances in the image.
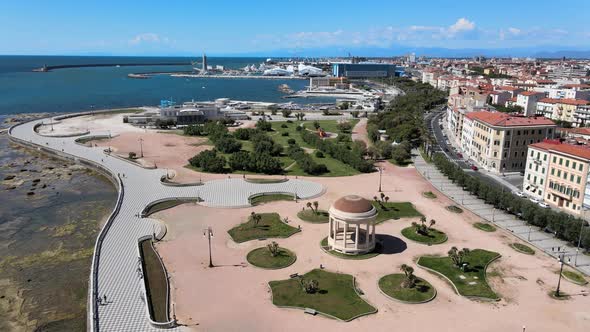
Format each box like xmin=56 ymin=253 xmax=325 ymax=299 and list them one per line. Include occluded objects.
xmin=513 ymin=191 xmax=525 ymax=198
xmin=529 ymin=197 xmax=539 ymax=204
xmin=538 ymin=202 xmax=550 ymax=209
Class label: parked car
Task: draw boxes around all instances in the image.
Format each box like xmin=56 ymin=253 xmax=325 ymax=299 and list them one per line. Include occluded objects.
xmin=529 ymin=198 xmax=539 ymax=204
xmin=470 ymin=165 xmax=478 ymax=171
xmin=538 ymin=202 xmax=550 ymax=208
xmin=457 ymin=152 xmax=463 ymax=158
xmin=519 ymin=170 xmax=525 ymax=176
xmin=513 ymin=191 xmax=525 ymax=197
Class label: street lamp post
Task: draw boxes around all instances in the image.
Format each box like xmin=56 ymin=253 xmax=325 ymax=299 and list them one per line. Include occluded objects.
xmin=203 ymin=226 xmax=214 ymax=268
xmin=378 ymin=167 xmax=383 ymax=192
xmin=555 ymin=253 xmax=565 ymax=297
xmin=528 ymin=225 xmax=532 ymax=241
xmin=138 ymin=138 xmax=144 ymax=158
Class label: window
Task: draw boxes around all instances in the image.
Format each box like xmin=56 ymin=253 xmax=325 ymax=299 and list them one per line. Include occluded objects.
xmin=573 ymin=162 xmax=577 ymax=169
xmin=579 ymin=164 xmax=583 ymax=171
xmin=557 ymin=170 xmax=561 ymax=177
xmin=559 ymin=158 xmax=563 ymax=165
xmin=530 ymin=150 xmax=534 ymax=157
xmin=551 ymin=168 xmax=555 ymax=175
xmin=553 ymin=156 xmax=557 ymax=163
xmin=564 ymin=172 xmax=568 ymax=179
xmin=527 ymin=174 xmax=530 ymax=180
xmin=577 ymin=176 xmax=581 ymax=184
xmin=540 ymin=179 xmax=544 ymax=185
xmin=542 ymin=167 xmax=545 ymax=174
xmin=544 ymin=154 xmax=547 ymax=161
xmin=536 ymin=165 xmax=539 ymax=172
xmin=566 ymin=160 xmax=570 ymax=167
xmin=517 ymin=130 xmax=521 ymax=135
xmin=570 ymin=174 xmax=574 ymax=181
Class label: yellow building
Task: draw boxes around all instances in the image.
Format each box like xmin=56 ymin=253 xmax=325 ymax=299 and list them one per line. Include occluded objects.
xmin=536 ymin=98 xmax=590 ymax=123
xmin=464 ymin=112 xmax=556 ymax=172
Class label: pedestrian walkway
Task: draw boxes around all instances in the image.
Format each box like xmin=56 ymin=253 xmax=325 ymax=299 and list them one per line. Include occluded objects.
xmin=8 ymin=115 xmax=325 ymax=331
xmin=413 ymin=150 xmax=590 ymax=277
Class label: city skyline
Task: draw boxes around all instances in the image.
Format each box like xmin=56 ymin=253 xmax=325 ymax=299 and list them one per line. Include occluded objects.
xmin=1 ymin=0 xmax=589 ymax=57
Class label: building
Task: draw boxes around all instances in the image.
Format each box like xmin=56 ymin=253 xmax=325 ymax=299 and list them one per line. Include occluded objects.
xmin=309 ymin=77 xmax=349 ymax=88
xmin=327 ymin=195 xmax=378 ymax=255
xmin=462 ymin=112 xmax=556 ymax=172
xmin=332 ymin=63 xmax=397 ymax=78
xmin=516 ymin=91 xmax=545 ymax=116
xmin=536 ymin=98 xmax=590 ymax=125
xmin=524 ymin=140 xmax=590 ymax=215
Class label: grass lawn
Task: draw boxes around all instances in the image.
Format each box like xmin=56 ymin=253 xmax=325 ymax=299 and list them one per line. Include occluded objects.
xmin=143 ymin=199 xmax=200 ymax=216
xmin=297 ymin=209 xmax=329 ymax=223
xmin=473 ymin=222 xmax=496 ymax=232
xmin=562 ymin=270 xmax=588 ymax=285
xmin=401 ymin=226 xmax=447 ymax=245
xmin=417 ymin=249 xmax=501 ymax=300
xmin=247 ymin=247 xmax=296 ymax=269
xmin=378 ymin=274 xmax=436 ymax=303
xmin=372 ymin=201 xmax=423 ymax=224
xmin=139 ymin=240 xmax=169 ymax=322
xmin=446 ymin=205 xmax=463 ymax=213
xmin=320 ymin=237 xmax=381 ymax=260
xmin=228 ymin=213 xmax=300 ymax=243
xmin=422 ymin=191 xmax=437 ymax=199
xmin=250 ymin=193 xmax=294 ymax=205
xmin=510 ymin=243 xmax=535 ymax=255
xmin=269 ymin=269 xmax=376 ymax=321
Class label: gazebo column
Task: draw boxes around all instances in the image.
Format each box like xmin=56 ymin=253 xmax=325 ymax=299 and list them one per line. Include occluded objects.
xmin=371 ymin=223 xmax=376 ymax=243
xmin=354 ymin=224 xmax=359 ymax=249
xmin=343 ymin=223 xmax=348 ymax=248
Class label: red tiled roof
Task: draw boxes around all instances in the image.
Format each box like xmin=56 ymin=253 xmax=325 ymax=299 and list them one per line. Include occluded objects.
xmin=530 ymin=140 xmax=590 ymax=160
xmin=520 ymin=91 xmax=543 ymax=96
xmin=563 ymin=84 xmax=590 ymax=89
xmin=466 ymin=111 xmax=555 ymax=127
xmin=539 ymin=98 xmax=590 ymax=106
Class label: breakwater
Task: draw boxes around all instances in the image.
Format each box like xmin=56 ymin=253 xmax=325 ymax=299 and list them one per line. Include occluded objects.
xmin=33 ymin=62 xmax=191 ymax=72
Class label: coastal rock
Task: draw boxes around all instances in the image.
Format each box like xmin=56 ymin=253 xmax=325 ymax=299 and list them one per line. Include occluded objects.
xmin=3 ymin=175 xmax=15 ymax=180
xmin=26 ymin=191 xmax=35 ymax=196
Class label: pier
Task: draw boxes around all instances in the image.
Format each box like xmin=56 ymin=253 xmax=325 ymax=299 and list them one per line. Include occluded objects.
xmin=170 ymin=73 xmax=307 ymax=80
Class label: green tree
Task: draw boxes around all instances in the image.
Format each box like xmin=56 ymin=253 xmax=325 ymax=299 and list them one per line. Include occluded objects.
xmin=400 ymin=264 xmax=416 ymax=288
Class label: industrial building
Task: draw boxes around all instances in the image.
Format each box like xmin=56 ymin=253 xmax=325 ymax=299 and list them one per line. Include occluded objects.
xmin=332 ymin=63 xmax=398 ymax=78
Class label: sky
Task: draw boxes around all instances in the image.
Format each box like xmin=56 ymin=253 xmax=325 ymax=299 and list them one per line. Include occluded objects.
xmin=1 ymin=0 xmax=589 ymax=56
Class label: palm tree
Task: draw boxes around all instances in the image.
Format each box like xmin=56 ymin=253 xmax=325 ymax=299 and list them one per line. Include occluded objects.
xmin=385 ymin=196 xmax=390 ymax=203
xmin=251 ymin=212 xmax=262 ymax=227
xmin=428 ymin=219 xmax=436 ymax=229
xmin=313 ymin=201 xmax=319 ymax=214
xmin=373 ymin=195 xmax=378 ymax=202
xmin=306 ymin=202 xmax=312 ymax=211
xmin=267 ymin=241 xmax=280 ymax=257
xmin=380 ymin=192 xmax=386 ymax=202
xmin=300 ymin=278 xmax=319 ymax=294
xmin=400 ymin=264 xmax=416 ymax=288
xmin=448 ymin=247 xmax=470 ymax=268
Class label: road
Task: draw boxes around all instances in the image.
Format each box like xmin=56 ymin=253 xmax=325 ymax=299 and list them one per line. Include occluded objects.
xmin=425 ymin=109 xmax=524 ymax=191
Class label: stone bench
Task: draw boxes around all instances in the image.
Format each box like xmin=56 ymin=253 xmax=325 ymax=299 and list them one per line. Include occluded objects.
xmin=304 ymin=308 xmax=316 ymax=315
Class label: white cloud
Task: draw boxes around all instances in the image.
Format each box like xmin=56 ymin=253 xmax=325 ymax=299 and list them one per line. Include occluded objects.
xmin=448 ymin=18 xmax=476 ymax=34
xmin=129 ymin=33 xmax=169 ymax=45
xmin=508 ymin=27 xmax=521 ymax=35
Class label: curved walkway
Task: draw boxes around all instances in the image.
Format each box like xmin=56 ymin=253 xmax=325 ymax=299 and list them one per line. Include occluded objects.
xmin=8 ymin=114 xmax=324 ymax=331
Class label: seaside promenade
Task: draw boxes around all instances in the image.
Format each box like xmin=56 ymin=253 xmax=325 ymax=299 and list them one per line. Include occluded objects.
xmin=8 ymin=114 xmax=324 ymax=331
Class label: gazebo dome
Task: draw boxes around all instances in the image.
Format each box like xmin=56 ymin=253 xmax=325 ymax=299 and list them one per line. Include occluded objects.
xmin=332 ymin=195 xmax=374 ymax=214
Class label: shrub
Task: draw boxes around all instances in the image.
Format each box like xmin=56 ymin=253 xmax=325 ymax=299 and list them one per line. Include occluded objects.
xmin=295 ymin=126 xmax=303 ymax=132
xmin=287 ymin=145 xmax=328 ymax=175
xmin=255 ymin=119 xmax=272 ymax=131
xmin=183 ymin=124 xmax=205 ymax=136
xmin=234 ymin=128 xmax=256 ymax=140
xmin=281 ymin=110 xmax=292 ymax=118
xmin=337 ymin=121 xmax=353 ymax=133
xmin=281 ymin=132 xmax=289 ymax=137
xmin=287 ymin=138 xmax=296 ymax=145
xmin=188 ymin=150 xmax=226 ymax=173
xmin=315 ymin=151 xmax=324 ymax=158
xmin=128 ymin=152 xmax=137 ymax=159
xmin=214 ymin=136 xmax=242 ymax=153
xmin=281 ymin=123 xmax=288 ymax=128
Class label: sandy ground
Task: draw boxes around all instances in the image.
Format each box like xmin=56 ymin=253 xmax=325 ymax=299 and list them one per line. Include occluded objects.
xmin=37 ymin=113 xmax=145 ymax=136
xmin=155 ymin=162 xmax=590 ymax=332
xmin=351 ymin=118 xmax=369 ymax=146
xmin=49 ymin=113 xmax=590 ymax=331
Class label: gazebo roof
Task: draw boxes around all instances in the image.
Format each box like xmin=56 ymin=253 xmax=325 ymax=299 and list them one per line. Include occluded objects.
xmin=332 ymin=195 xmax=374 ymax=214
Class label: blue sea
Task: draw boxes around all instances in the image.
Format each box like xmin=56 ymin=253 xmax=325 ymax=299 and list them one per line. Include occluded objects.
xmin=0 ymin=55 xmax=331 ymax=115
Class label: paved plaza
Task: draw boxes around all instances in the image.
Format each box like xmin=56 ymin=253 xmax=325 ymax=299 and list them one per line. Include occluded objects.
xmin=8 ymin=115 xmax=324 ymax=332
xmin=413 ymin=151 xmax=590 ymax=276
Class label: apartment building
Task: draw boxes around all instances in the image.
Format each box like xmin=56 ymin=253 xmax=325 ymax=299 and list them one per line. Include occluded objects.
xmin=516 ymin=91 xmax=545 ymax=116
xmin=463 ymin=112 xmax=556 ymax=172
xmin=536 ymin=98 xmax=590 ymax=124
xmin=524 ymin=140 xmax=590 ymax=215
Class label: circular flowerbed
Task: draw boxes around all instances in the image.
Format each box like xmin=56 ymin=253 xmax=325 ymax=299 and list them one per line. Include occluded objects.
xmin=401 ymin=226 xmax=447 ymax=245
xmin=297 ymin=209 xmax=329 ymax=223
xmin=378 ymin=273 xmax=436 ymax=303
xmin=473 ymin=222 xmax=496 ymax=232
xmin=422 ymin=191 xmax=437 ymax=199
xmin=509 ymin=242 xmax=535 ymax=255
xmin=247 ymin=247 xmax=296 ymax=269
xmin=446 ymin=205 xmax=463 ymax=213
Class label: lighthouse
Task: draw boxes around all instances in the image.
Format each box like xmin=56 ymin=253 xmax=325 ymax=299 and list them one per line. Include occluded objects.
xmin=202 ymin=53 xmax=208 ymax=73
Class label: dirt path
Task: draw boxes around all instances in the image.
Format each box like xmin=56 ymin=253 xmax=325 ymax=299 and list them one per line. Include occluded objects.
xmin=352 ymin=118 xmax=369 ymax=146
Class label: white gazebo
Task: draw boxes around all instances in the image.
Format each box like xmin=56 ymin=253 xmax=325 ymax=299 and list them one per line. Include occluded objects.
xmin=327 ymin=195 xmax=378 ymax=255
